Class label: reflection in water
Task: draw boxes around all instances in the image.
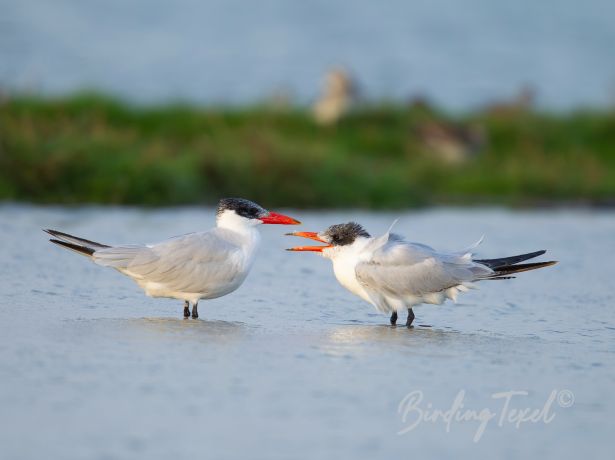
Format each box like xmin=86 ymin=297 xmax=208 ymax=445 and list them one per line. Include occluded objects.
xmin=66 ymin=317 xmax=252 ymax=345
xmin=328 ymin=324 xmax=456 ymax=347
xmin=322 ymin=323 xmax=511 ymax=357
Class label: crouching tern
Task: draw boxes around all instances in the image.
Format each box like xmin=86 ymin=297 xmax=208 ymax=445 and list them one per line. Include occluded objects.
xmin=44 ymin=198 xmax=300 ymax=318
xmin=287 ymin=222 xmax=556 ymax=326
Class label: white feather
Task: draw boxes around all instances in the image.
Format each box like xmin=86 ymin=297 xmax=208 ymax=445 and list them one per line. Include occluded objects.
xmin=323 ymin=228 xmax=494 ymax=314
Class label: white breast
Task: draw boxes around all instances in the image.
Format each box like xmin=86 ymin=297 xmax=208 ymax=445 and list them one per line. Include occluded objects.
xmin=331 ymin=254 xmax=373 ymax=304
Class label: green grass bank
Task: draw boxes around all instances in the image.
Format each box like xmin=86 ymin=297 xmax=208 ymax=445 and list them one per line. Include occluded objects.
xmin=1 ymin=93 xmax=614 ymax=208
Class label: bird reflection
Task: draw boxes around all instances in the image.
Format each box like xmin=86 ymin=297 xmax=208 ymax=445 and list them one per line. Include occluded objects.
xmin=321 ymin=323 xmax=506 ymax=358
xmin=131 ymin=317 xmax=250 ymax=341
xmin=69 ymin=317 xmax=251 ymax=344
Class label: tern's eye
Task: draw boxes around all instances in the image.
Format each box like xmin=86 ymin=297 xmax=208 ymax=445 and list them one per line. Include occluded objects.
xmin=236 ymin=204 xmax=265 ymax=219
xmin=330 ymin=232 xmax=349 ymax=245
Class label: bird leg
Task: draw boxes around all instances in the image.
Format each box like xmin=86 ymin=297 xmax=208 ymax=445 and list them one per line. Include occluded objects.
xmin=183 ymin=301 xmax=190 ymax=318
xmin=390 ymin=311 xmax=398 ymax=326
xmin=191 ymin=302 xmax=199 ymax=319
xmin=406 ymin=308 xmax=415 ymax=327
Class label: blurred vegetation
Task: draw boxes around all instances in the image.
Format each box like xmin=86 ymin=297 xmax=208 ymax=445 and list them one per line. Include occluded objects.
xmin=0 ymin=92 xmax=614 ymax=208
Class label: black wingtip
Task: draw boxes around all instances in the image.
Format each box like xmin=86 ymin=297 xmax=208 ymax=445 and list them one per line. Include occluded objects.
xmin=475 ymin=250 xmax=549 ymax=269
xmin=493 ymin=260 xmax=558 ymax=276
xmin=42 ymin=229 xmax=111 ymax=249
xmin=48 ymin=239 xmax=95 ymax=256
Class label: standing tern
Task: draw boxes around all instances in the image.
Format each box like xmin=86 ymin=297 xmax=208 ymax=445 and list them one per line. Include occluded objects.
xmin=44 ymin=198 xmax=300 ymax=318
xmin=287 ymin=222 xmax=556 ymax=326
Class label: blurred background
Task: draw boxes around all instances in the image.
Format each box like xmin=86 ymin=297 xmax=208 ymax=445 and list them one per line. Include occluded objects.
xmin=2 ymin=2 xmax=615 ymax=459
xmin=1 ymin=0 xmax=614 ymax=207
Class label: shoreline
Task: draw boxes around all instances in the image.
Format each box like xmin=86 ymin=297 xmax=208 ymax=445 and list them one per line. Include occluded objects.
xmin=2 ymin=93 xmax=614 ymax=208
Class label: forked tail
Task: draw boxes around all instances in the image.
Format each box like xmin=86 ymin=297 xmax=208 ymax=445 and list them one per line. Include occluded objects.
xmin=43 ymin=229 xmax=110 ymax=257
xmin=474 ymin=250 xmax=557 ymax=280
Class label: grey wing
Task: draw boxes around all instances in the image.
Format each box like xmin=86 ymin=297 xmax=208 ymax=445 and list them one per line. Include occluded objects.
xmin=93 ymin=232 xmax=243 ymax=294
xmin=355 ymin=240 xmax=492 ymax=299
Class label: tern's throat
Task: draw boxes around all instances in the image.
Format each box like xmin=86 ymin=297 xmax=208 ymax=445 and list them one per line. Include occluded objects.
xmin=328 ymin=237 xmax=373 ymax=302
xmin=215 ymin=211 xmax=261 ymax=274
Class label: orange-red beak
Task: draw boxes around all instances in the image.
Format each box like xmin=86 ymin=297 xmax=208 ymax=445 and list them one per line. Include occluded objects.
xmin=260 ymin=212 xmax=301 ymax=225
xmin=285 ymin=231 xmax=332 ymax=252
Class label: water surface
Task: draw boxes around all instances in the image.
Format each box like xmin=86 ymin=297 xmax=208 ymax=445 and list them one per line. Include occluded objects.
xmin=0 ymin=205 xmax=613 ymax=459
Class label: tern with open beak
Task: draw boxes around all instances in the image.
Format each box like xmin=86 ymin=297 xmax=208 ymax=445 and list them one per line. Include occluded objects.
xmin=287 ymin=222 xmax=556 ymax=326
xmin=44 ymin=198 xmax=300 ymax=318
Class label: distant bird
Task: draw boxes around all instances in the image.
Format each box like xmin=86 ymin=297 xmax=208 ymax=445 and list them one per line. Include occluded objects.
xmin=415 ymin=120 xmax=487 ymax=164
xmin=313 ymin=67 xmax=356 ymax=125
xmin=287 ymin=222 xmax=556 ymax=327
xmin=45 ymin=198 xmax=300 ymax=318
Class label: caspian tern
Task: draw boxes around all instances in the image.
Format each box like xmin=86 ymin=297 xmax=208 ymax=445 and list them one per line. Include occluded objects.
xmin=287 ymin=222 xmax=556 ymax=326
xmin=44 ymin=198 xmax=300 ymax=318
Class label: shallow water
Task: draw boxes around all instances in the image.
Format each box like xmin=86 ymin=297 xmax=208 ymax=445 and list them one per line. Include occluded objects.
xmin=0 ymin=205 xmax=613 ymax=459
xmin=2 ymin=0 xmax=615 ymax=109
